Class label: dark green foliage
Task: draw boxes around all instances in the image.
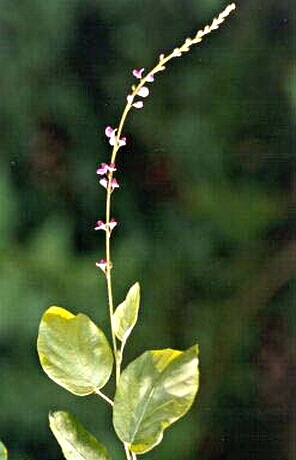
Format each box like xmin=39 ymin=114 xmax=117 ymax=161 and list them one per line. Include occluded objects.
xmin=0 ymin=0 xmax=295 ymax=459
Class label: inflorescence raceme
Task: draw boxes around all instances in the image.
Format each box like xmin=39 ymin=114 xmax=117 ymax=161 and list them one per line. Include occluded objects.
xmin=34 ymin=6 xmax=236 ymax=460
xmin=95 ymin=2 xmax=236 ymax=274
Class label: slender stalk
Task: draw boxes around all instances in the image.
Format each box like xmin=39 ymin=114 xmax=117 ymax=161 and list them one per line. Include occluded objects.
xmin=124 ymin=443 xmax=132 ymax=460
xmin=123 ymin=443 xmax=137 ymax=460
xmin=103 ymin=1 xmax=235 ymax=363
xmin=105 ymin=181 xmax=119 ymax=382
xmin=99 ymin=5 xmax=236 ymax=459
xmin=94 ymin=389 xmax=114 ymax=406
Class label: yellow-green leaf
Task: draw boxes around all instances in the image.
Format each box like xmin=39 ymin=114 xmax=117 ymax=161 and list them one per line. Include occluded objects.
xmin=37 ymin=307 xmax=113 ymax=396
xmin=112 ymin=282 xmax=140 ymax=343
xmin=113 ymin=345 xmax=199 ymax=454
xmin=0 ymin=442 xmax=7 ymax=460
xmin=49 ymin=411 xmax=112 ymax=460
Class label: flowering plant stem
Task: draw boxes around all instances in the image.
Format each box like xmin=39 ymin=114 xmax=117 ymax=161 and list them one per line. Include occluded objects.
xmin=35 ymin=5 xmax=236 ymax=460
xmin=94 ymin=5 xmax=236 ymax=458
xmin=101 ymin=0 xmax=236 ymax=383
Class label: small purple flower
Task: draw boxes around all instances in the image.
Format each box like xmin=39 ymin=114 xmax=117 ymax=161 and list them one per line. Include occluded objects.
xmin=133 ymin=68 xmax=154 ymax=82
xmin=108 ymin=163 xmax=116 ymax=171
xmin=108 ymin=218 xmax=117 ymax=230
xmin=94 ymin=220 xmax=106 ymax=230
xmin=138 ymin=86 xmax=149 ymax=98
xmin=96 ymin=259 xmax=108 ymax=272
xmin=96 ymin=163 xmax=117 ymax=175
xmin=96 ymin=163 xmax=109 ymax=175
xmin=99 ymin=177 xmax=119 ymax=191
xmin=105 ymin=126 xmax=115 ymax=138
xmin=94 ymin=218 xmax=117 ymax=231
xmin=132 ymin=101 xmax=144 ymax=109
xmin=146 ymin=73 xmax=154 ymax=82
xmin=109 ymin=135 xmax=126 ymax=147
xmin=127 ymin=95 xmax=144 ymax=109
xmin=99 ymin=177 xmax=108 ymax=189
xmin=111 ymin=178 xmax=119 ymax=189
xmin=105 ymin=126 xmax=126 ymax=147
xmin=133 ymin=68 xmax=145 ymax=79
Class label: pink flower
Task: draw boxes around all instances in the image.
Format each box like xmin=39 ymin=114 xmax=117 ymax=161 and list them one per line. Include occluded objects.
xmin=127 ymin=85 xmax=149 ymax=109
xmin=132 ymin=101 xmax=144 ymax=109
xmin=94 ymin=220 xmax=105 ymax=230
xmin=99 ymin=177 xmax=119 ymax=190
xmin=105 ymin=126 xmax=116 ymax=138
xmin=96 ymin=163 xmax=109 ymax=175
xmin=96 ymin=163 xmax=116 ymax=175
xmin=138 ymin=86 xmax=149 ymax=98
xmin=108 ymin=218 xmax=117 ymax=230
xmin=110 ymin=135 xmax=126 ymax=147
xmin=133 ymin=68 xmax=145 ymax=79
xmin=96 ymin=259 xmax=108 ymax=272
xmin=146 ymin=73 xmax=154 ymax=82
xmin=99 ymin=177 xmax=108 ymax=189
xmin=133 ymin=68 xmax=154 ymax=82
xmin=127 ymin=95 xmax=144 ymax=109
xmin=111 ymin=178 xmax=119 ymax=189
xmin=94 ymin=218 xmax=117 ymax=231
xmin=105 ymin=126 xmax=126 ymax=147
xmin=108 ymin=163 xmax=116 ymax=171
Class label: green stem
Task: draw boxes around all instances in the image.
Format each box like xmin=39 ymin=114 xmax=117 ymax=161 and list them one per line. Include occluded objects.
xmin=105 ymin=184 xmax=119 ymax=382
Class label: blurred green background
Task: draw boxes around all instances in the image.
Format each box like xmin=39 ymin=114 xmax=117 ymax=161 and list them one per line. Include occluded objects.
xmin=0 ymin=0 xmax=296 ymax=458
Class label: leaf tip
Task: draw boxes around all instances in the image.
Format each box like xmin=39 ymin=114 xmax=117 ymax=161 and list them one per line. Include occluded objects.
xmin=45 ymin=306 xmax=75 ymax=320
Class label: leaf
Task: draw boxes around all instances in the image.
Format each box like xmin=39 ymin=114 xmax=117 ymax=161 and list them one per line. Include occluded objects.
xmin=49 ymin=411 xmax=112 ymax=460
xmin=112 ymin=282 xmax=140 ymax=343
xmin=113 ymin=345 xmax=199 ymax=454
xmin=0 ymin=442 xmax=7 ymax=460
xmin=37 ymin=307 xmax=113 ymax=395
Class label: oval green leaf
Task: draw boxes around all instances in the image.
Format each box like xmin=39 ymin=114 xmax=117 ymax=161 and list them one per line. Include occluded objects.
xmin=113 ymin=345 xmax=199 ymax=454
xmin=49 ymin=411 xmax=112 ymax=460
xmin=112 ymin=282 xmax=140 ymax=343
xmin=37 ymin=307 xmax=113 ymax=395
xmin=0 ymin=442 xmax=7 ymax=460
